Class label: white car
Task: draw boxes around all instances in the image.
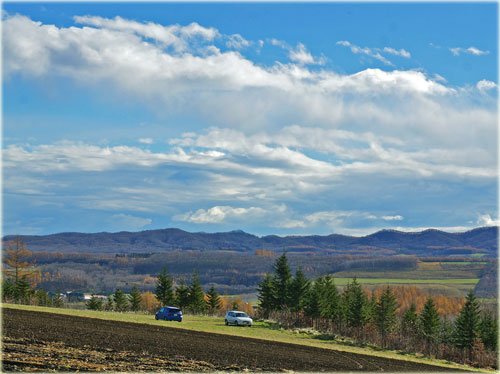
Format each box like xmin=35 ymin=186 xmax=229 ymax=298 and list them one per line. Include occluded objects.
xmin=225 ymin=311 xmax=253 ymax=327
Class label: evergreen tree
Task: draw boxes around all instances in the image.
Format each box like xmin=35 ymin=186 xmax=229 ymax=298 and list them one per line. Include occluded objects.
xmin=206 ymin=286 xmax=222 ymax=315
xmin=479 ymin=312 xmax=497 ymax=351
xmin=155 ymin=267 xmax=175 ymax=306
xmin=175 ymin=280 xmax=191 ymax=310
xmin=113 ymin=289 xmax=129 ymax=312
xmin=342 ymin=278 xmax=367 ymax=330
xmin=86 ymin=295 xmax=104 ymax=311
xmin=317 ymin=276 xmax=341 ymax=326
xmin=104 ymin=295 xmax=114 ymax=311
xmin=52 ymin=293 xmax=64 ymax=308
xmin=15 ymin=276 xmax=32 ymax=304
xmin=401 ymin=303 xmax=419 ymax=339
xmin=375 ymin=287 xmax=398 ymax=347
xmin=454 ymin=292 xmax=481 ymax=359
xmin=304 ymin=280 xmax=321 ymax=328
xmin=363 ymin=291 xmax=377 ymax=325
xmin=2 ymin=279 xmax=16 ymax=302
xmin=419 ymin=297 xmax=441 ymax=354
xmin=188 ymin=273 xmax=206 ymax=314
xmin=272 ymin=253 xmax=292 ymax=310
xmin=129 ymin=286 xmax=142 ymax=312
xmin=35 ymin=289 xmax=51 ymax=306
xmin=290 ymin=268 xmax=310 ymax=313
xmin=257 ymin=274 xmax=276 ymax=318
xmin=232 ymin=301 xmax=239 ymax=310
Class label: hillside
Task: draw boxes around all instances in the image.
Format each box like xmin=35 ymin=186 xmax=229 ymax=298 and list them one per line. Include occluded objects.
xmin=3 ymin=226 xmax=498 ymax=257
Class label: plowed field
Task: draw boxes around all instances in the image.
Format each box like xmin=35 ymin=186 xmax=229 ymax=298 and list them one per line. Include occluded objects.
xmin=3 ymin=308 xmax=459 ymax=372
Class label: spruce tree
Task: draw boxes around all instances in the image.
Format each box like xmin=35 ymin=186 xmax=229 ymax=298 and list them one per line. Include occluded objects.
xmin=317 ymin=276 xmax=341 ymax=326
xmin=257 ymin=274 xmax=276 ymax=318
xmin=342 ymin=278 xmax=367 ymax=330
xmin=52 ymin=293 xmax=64 ymax=308
xmin=375 ymin=287 xmax=398 ymax=348
xmin=113 ymin=289 xmax=129 ymax=312
xmin=304 ymin=280 xmax=321 ymax=320
xmin=401 ymin=303 xmax=419 ymax=338
xmin=290 ymin=268 xmax=310 ymax=313
xmin=479 ymin=312 xmax=497 ymax=351
xmin=86 ymin=295 xmax=104 ymax=311
xmin=35 ymin=289 xmax=51 ymax=306
xmin=419 ymin=297 xmax=441 ymax=354
xmin=206 ymin=286 xmax=222 ymax=315
xmin=155 ymin=267 xmax=175 ymax=306
xmin=454 ymin=291 xmax=480 ymax=359
xmin=104 ymin=295 xmax=114 ymax=311
xmin=175 ymin=280 xmax=191 ymax=310
xmin=188 ymin=273 xmax=206 ymax=314
xmin=129 ymin=286 xmax=142 ymax=312
xmin=15 ymin=276 xmax=32 ymax=304
xmin=2 ymin=279 xmax=16 ymax=302
xmin=272 ymin=253 xmax=292 ymax=310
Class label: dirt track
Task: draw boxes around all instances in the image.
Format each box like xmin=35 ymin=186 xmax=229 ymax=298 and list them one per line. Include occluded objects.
xmin=3 ymin=308 xmax=461 ymax=372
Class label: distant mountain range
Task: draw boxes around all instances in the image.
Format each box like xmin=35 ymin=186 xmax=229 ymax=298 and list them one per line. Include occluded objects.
xmin=3 ymin=226 xmax=498 ymax=257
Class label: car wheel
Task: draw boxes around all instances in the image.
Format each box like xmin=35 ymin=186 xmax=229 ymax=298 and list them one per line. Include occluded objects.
xmin=155 ymin=315 xmax=158 ymax=320
xmin=225 ymin=320 xmax=229 ymax=326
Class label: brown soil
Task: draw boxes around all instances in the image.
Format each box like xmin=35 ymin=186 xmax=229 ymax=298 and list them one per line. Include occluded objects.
xmin=2 ymin=308 xmax=461 ymax=372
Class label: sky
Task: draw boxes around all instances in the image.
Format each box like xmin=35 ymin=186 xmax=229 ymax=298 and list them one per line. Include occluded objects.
xmin=2 ymin=2 xmax=498 ymax=236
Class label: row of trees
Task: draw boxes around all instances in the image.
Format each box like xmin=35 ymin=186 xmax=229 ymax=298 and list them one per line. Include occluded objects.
xmin=257 ymin=254 xmax=497 ymax=368
xmin=154 ymin=268 xmax=224 ymax=315
xmin=86 ymin=269 xmax=233 ymax=315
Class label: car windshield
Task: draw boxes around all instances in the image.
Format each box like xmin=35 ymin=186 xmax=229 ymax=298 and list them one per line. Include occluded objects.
xmin=234 ymin=312 xmax=248 ymax=317
xmin=167 ymin=308 xmax=180 ymax=312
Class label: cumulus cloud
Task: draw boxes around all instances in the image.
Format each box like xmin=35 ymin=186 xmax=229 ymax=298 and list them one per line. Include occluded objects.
xmin=74 ymin=15 xmax=218 ymax=52
xmin=477 ymin=214 xmax=499 ymax=226
xmin=225 ymin=33 xmax=251 ymax=49
xmin=2 ymin=14 xmax=497 ymax=235
xmin=476 ymin=79 xmax=497 ymax=92
xmin=449 ymin=46 xmax=490 ymax=56
xmin=176 ymin=205 xmax=266 ymax=223
xmin=288 ymin=42 xmax=325 ymax=65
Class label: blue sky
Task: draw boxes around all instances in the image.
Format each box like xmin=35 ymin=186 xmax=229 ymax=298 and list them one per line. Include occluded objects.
xmin=2 ymin=2 xmax=498 ymax=236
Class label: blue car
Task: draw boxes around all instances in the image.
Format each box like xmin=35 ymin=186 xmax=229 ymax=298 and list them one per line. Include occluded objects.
xmin=155 ymin=306 xmax=183 ymax=322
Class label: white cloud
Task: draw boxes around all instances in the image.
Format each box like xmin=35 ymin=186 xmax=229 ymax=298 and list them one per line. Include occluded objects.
xmin=381 ymin=215 xmax=404 ymax=221
xmin=450 ymin=46 xmax=490 ymax=56
xmin=336 ymin=40 xmax=394 ymax=66
xmin=74 ymin=15 xmax=218 ymax=52
xmin=110 ymin=213 xmax=152 ymax=231
xmin=2 ymin=14 xmax=497 ymax=235
xmin=138 ymin=137 xmax=154 ymax=144
xmin=176 ymin=205 xmax=266 ymax=224
xmin=383 ymin=47 xmax=411 ymax=58
xmin=476 ymin=79 xmax=497 ymax=92
xmin=476 ymin=214 xmax=499 ymax=226
xmin=288 ymin=43 xmax=325 ymax=66
xmin=226 ymin=33 xmax=251 ymax=49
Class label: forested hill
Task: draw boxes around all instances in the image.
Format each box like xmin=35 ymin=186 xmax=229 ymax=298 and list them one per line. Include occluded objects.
xmin=3 ymin=226 xmax=498 ymax=257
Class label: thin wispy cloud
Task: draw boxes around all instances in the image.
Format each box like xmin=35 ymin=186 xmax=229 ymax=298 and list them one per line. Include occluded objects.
xmin=449 ymin=46 xmax=489 ymax=56
xmin=336 ymin=41 xmax=411 ymax=66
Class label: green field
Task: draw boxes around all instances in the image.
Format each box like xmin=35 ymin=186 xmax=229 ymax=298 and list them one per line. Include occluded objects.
xmin=332 ymin=277 xmax=479 ymax=285
xmin=2 ymin=303 xmax=488 ymax=372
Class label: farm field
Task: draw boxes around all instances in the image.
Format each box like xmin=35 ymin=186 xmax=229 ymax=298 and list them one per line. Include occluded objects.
xmin=3 ymin=307 xmax=474 ymax=372
xmin=2 ymin=304 xmax=485 ymax=372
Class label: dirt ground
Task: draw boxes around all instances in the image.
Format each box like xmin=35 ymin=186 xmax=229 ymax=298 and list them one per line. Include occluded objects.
xmin=3 ymin=308 xmax=461 ymax=372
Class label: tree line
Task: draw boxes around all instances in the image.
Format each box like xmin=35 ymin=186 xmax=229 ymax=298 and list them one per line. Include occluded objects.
xmin=257 ymin=254 xmax=497 ymax=368
xmin=85 ymin=268 xmax=250 ymax=315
